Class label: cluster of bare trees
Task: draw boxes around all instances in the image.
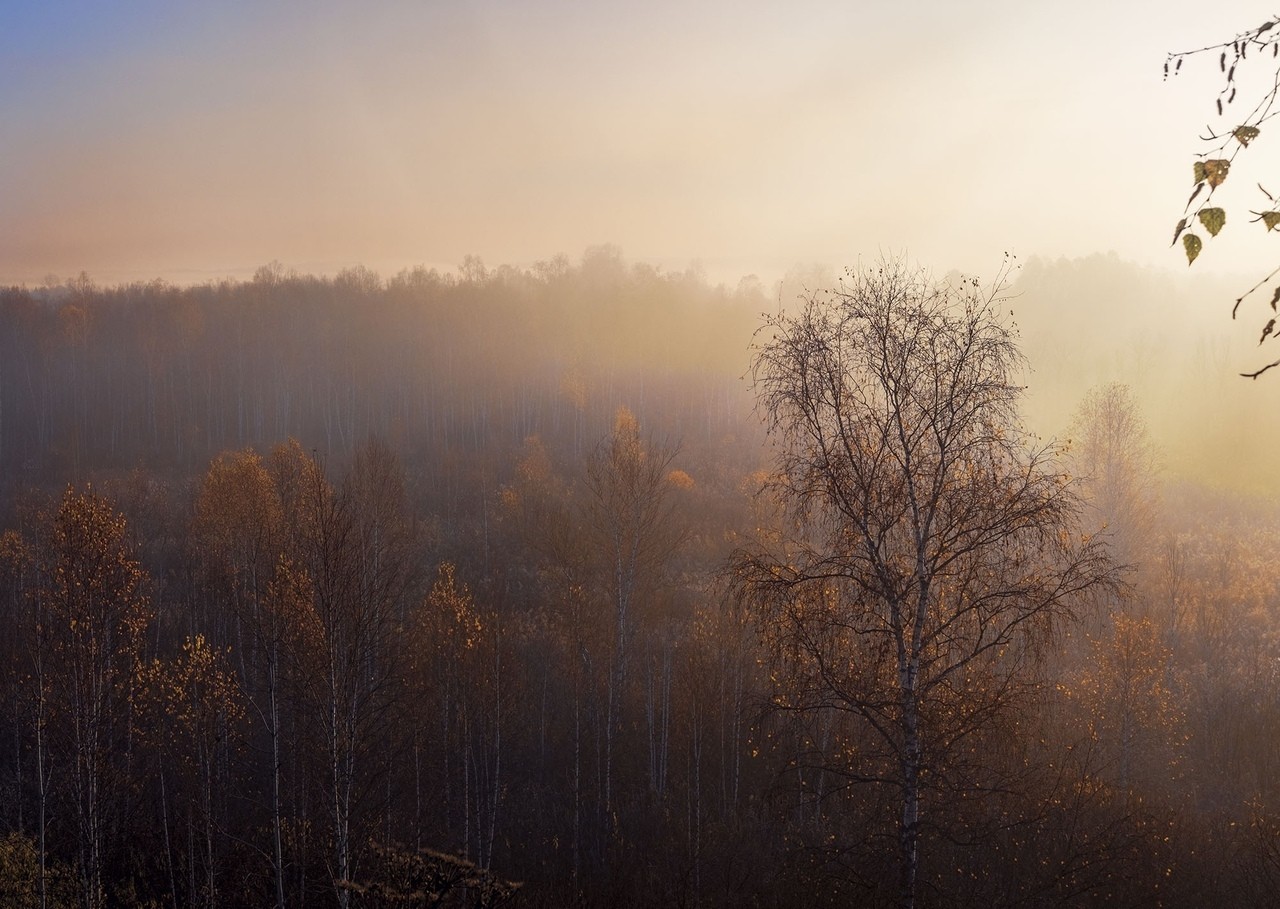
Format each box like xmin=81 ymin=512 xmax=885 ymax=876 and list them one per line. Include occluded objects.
xmin=0 ymin=410 xmax=775 ymax=907
xmin=0 ymin=440 xmax=423 ymax=909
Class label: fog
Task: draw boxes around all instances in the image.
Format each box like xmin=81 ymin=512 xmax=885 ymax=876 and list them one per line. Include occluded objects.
xmin=1013 ymin=254 xmax=1280 ymax=495
xmin=9 ymin=0 xmax=1280 ymax=496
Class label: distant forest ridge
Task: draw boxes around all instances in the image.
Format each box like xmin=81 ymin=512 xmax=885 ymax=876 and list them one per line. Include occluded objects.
xmin=0 ymin=248 xmax=765 ymax=490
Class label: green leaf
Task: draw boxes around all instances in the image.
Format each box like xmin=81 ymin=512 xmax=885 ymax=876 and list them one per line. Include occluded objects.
xmin=1263 ymin=211 xmax=1280 ymax=231
xmin=1199 ymin=207 xmax=1226 ymax=236
xmin=1235 ymin=125 xmax=1261 ymax=146
xmin=1204 ymin=159 xmax=1230 ymax=188
xmin=1172 ymin=218 xmax=1188 ymax=246
xmin=1262 ymin=318 xmax=1276 ymax=344
xmin=1184 ymin=233 xmax=1203 ymax=265
xmin=1194 ymin=161 xmax=1208 ymax=183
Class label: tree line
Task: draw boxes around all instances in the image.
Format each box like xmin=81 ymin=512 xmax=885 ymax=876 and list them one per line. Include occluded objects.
xmin=0 ymin=248 xmax=759 ymax=497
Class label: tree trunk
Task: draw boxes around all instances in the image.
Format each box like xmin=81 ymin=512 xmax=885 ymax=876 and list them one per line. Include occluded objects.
xmin=35 ymin=681 xmax=47 ymax=909
xmin=899 ymin=677 xmax=921 ymax=909
xmin=159 ymin=765 xmax=177 ymax=909
xmin=270 ymin=655 xmax=286 ymax=909
xmin=900 ymin=739 xmax=920 ymax=909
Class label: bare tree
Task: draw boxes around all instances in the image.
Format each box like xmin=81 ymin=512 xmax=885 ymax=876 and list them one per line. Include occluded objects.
xmin=1067 ymin=383 xmax=1159 ymax=585
xmin=288 ymin=439 xmax=412 ymax=909
xmin=733 ymin=259 xmax=1116 ymax=909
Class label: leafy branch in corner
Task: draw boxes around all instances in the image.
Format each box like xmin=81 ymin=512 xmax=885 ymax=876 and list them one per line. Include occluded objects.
xmin=1167 ymin=16 xmax=1280 ymax=377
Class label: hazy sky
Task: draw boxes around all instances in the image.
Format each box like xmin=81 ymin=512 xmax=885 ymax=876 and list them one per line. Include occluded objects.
xmin=4 ymin=0 xmax=1279 ymax=285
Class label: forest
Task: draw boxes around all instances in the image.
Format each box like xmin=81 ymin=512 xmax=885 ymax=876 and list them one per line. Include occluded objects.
xmin=1 ymin=249 xmax=1279 ymax=909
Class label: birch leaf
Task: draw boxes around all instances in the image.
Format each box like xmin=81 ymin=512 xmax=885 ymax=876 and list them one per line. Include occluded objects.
xmin=1205 ymin=159 xmax=1230 ymax=188
xmin=1184 ymin=233 xmax=1203 ymax=265
xmin=1199 ymin=208 xmax=1226 ymax=237
xmin=1235 ymin=125 xmax=1261 ymax=146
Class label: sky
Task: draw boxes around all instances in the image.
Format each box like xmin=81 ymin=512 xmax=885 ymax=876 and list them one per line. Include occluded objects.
xmin=2 ymin=0 xmax=1279 ymax=286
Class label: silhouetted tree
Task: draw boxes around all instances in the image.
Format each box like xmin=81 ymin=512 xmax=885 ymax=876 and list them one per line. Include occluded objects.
xmin=734 ymin=259 xmax=1116 ymax=909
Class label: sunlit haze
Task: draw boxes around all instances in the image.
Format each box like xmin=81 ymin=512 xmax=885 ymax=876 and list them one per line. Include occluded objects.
xmin=2 ymin=0 xmax=1273 ymax=283
xmin=6 ymin=0 xmax=1280 ymax=493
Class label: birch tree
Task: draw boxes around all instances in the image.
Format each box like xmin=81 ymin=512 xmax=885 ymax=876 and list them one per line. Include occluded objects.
xmin=193 ymin=448 xmax=290 ymax=909
xmin=288 ymin=439 xmax=411 ymax=909
xmin=733 ymin=259 xmax=1115 ymax=909
xmin=141 ymin=635 xmax=245 ymax=909
xmin=36 ymin=487 xmax=151 ymax=909
xmin=584 ymin=407 xmax=682 ymax=830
